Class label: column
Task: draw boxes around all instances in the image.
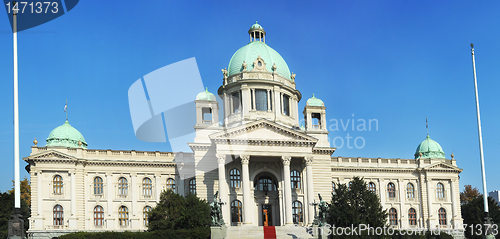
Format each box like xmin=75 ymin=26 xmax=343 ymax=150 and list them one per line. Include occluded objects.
xmin=241 ymin=155 xmax=252 ymax=225
xmin=70 ymin=171 xmax=77 ymax=228
xmin=282 ymin=156 xmax=293 ymax=225
xmin=426 ymin=176 xmax=433 ymax=227
xmin=217 ymin=154 xmax=230 ymax=224
xmin=305 ymin=156 xmax=315 ymax=225
xmin=155 ymin=174 xmax=161 ymax=203
xmin=398 ymin=179 xmax=405 ymax=228
xmin=450 ymin=179 xmax=457 ymax=226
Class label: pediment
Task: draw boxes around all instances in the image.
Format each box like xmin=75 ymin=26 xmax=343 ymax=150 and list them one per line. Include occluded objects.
xmin=28 ymin=150 xmax=75 ymax=160
xmin=210 ymin=119 xmax=318 ymax=143
xmin=423 ymin=162 xmax=462 ymax=172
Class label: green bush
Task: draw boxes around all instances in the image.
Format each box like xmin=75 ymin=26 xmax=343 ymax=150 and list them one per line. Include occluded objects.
xmin=57 ymin=228 xmax=210 ymax=239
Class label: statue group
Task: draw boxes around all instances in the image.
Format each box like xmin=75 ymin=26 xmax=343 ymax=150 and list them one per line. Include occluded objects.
xmin=210 ymin=191 xmax=225 ymax=226
xmin=317 ymin=194 xmax=329 ymax=226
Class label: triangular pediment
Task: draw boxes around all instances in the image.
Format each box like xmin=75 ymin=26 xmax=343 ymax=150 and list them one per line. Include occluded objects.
xmin=210 ymin=119 xmax=318 ymax=143
xmin=27 ymin=150 xmax=76 ymax=160
xmin=423 ymin=162 xmax=462 ymax=172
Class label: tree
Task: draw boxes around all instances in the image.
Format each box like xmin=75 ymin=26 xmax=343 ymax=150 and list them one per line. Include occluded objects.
xmin=147 ymin=190 xmax=210 ymax=232
xmin=0 ymin=177 xmax=31 ymax=238
xmin=460 ymin=185 xmax=480 ymax=205
xmin=328 ymin=177 xmax=387 ymax=238
xmin=461 ymin=194 xmax=500 ymax=239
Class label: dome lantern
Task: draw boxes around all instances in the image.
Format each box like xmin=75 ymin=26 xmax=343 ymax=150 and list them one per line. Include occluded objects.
xmin=248 ymin=21 xmax=266 ymax=43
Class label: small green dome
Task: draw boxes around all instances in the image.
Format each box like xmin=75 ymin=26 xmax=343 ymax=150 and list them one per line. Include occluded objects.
xmin=227 ymin=41 xmax=291 ymax=80
xmin=196 ymin=88 xmax=216 ymax=101
xmin=251 ymin=21 xmax=263 ymax=30
xmin=306 ymin=94 xmax=324 ymax=107
xmin=414 ymin=135 xmax=445 ymax=159
xmin=46 ymin=120 xmax=87 ymax=149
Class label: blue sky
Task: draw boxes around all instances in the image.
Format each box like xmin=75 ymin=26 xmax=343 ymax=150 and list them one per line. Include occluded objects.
xmin=1 ymin=1 xmax=499 ymax=195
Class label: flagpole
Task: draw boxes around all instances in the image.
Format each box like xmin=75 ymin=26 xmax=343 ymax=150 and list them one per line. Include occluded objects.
xmin=13 ymin=0 xmax=21 ymax=210
xmin=470 ymin=43 xmax=493 ymax=238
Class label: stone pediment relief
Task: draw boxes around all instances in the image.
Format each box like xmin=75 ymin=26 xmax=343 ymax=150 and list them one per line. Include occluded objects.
xmin=423 ymin=162 xmax=462 ymax=172
xmin=29 ymin=150 xmax=75 ymax=160
xmin=210 ymin=119 xmax=317 ymax=143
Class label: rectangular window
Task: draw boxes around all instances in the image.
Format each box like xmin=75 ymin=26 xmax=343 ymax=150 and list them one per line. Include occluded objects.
xmin=202 ymin=108 xmax=212 ymax=124
xmin=232 ymin=91 xmax=241 ymax=114
xmin=255 ymin=89 xmax=268 ymax=111
xmin=283 ymin=94 xmax=290 ymax=116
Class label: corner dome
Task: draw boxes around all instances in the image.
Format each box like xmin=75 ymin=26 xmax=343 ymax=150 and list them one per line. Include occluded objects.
xmin=46 ymin=120 xmax=88 ymax=149
xmin=414 ymin=135 xmax=445 ymax=159
xmin=196 ymin=88 xmax=216 ymax=101
xmin=306 ymin=94 xmax=324 ymax=107
xmin=228 ymin=23 xmax=291 ymax=80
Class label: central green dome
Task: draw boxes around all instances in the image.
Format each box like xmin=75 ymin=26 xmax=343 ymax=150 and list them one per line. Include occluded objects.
xmin=227 ymin=23 xmax=291 ymax=80
xmin=46 ymin=120 xmax=88 ymax=149
xmin=414 ymin=135 xmax=445 ymax=159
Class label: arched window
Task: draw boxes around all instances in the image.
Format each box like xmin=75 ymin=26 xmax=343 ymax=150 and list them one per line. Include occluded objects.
xmin=389 ymin=208 xmax=397 ymax=226
xmin=142 ymin=178 xmax=152 ymax=196
xmin=231 ymin=200 xmax=242 ymax=223
xmin=438 ymin=208 xmax=447 ymax=225
xmin=166 ymin=178 xmax=176 ymax=193
xmin=143 ymin=206 xmax=152 ymax=226
xmin=387 ymin=182 xmax=396 ymax=198
xmin=118 ymin=177 xmax=128 ymax=196
xmin=94 ymin=206 xmax=104 ymax=226
xmin=436 ymin=183 xmax=445 ymax=199
xmin=368 ymin=182 xmax=376 ymax=193
xmin=94 ymin=177 xmax=103 ymax=195
xmin=53 ymin=175 xmax=63 ymax=194
xmin=256 ymin=176 xmax=277 ymax=191
xmin=407 ymin=183 xmax=415 ymax=199
xmin=119 ymin=206 xmax=129 ymax=226
xmin=189 ymin=178 xmax=196 ymax=194
xmin=230 ymin=169 xmax=241 ymax=188
xmin=332 ymin=182 xmax=336 ymax=195
xmin=292 ymin=201 xmax=303 ymax=224
xmin=53 ymin=205 xmax=63 ymax=225
xmin=291 ymin=170 xmax=301 ymax=189
xmin=408 ymin=208 xmax=417 ymax=226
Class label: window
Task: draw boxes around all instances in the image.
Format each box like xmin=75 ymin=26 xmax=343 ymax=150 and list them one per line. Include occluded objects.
xmin=256 ymin=177 xmax=277 ymax=191
xmin=143 ymin=177 xmax=152 ymax=196
xmin=408 ymin=208 xmax=417 ymax=226
xmin=389 ymin=208 xmax=397 ymax=226
xmin=283 ymin=94 xmax=290 ymax=116
xmin=438 ymin=208 xmax=446 ymax=225
xmin=255 ymin=89 xmax=268 ymax=111
xmin=53 ymin=175 xmax=63 ymax=194
xmin=231 ymin=200 xmax=242 ymax=223
xmin=94 ymin=177 xmax=103 ymax=195
xmin=292 ymin=201 xmax=303 ymax=223
xmin=387 ymin=182 xmax=396 ymax=198
xmin=202 ymin=107 xmax=212 ymax=124
xmin=436 ymin=183 xmax=445 ymax=199
xmin=332 ymin=182 xmax=336 ymax=195
xmin=368 ymin=182 xmax=376 ymax=193
xmin=143 ymin=206 xmax=152 ymax=226
xmin=118 ymin=177 xmax=128 ymax=196
xmin=119 ymin=206 xmax=129 ymax=226
xmin=231 ymin=91 xmax=241 ymax=114
xmin=94 ymin=206 xmax=104 ymax=226
xmin=291 ymin=170 xmax=301 ymax=189
xmin=53 ymin=205 xmax=64 ymax=225
xmin=311 ymin=113 xmax=321 ymax=129
xmin=189 ymin=178 xmax=196 ymax=194
xmin=166 ymin=178 xmax=176 ymax=193
xmin=407 ymin=183 xmax=415 ymax=199
xmin=230 ymin=169 xmax=241 ymax=188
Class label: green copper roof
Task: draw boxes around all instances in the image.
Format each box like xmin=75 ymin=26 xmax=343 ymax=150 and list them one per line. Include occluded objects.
xmin=251 ymin=21 xmax=263 ymax=30
xmin=306 ymin=94 xmax=324 ymax=107
xmin=227 ymin=41 xmax=291 ymax=80
xmin=46 ymin=120 xmax=88 ymax=149
xmin=414 ymin=135 xmax=445 ymax=159
xmin=196 ymin=88 xmax=216 ymax=101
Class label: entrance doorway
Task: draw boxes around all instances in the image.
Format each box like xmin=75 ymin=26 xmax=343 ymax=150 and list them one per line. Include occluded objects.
xmin=262 ymin=204 xmax=272 ymax=226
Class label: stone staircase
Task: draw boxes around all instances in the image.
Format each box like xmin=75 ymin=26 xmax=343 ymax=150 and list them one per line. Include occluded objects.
xmin=225 ymin=225 xmax=314 ymax=239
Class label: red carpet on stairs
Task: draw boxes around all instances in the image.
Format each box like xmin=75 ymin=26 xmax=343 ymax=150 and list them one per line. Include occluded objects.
xmin=263 ymin=226 xmax=276 ymax=239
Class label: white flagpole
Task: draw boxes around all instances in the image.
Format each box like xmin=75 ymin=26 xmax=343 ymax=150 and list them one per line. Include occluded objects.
xmin=13 ymin=1 xmax=21 ymax=210
xmin=470 ymin=44 xmax=492 ymax=234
